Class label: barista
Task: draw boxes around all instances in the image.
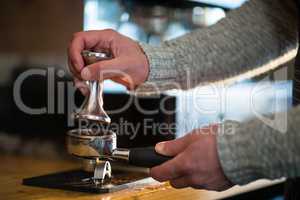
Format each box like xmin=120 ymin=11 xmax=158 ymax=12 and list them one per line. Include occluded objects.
xmin=68 ymin=0 xmax=300 ymax=191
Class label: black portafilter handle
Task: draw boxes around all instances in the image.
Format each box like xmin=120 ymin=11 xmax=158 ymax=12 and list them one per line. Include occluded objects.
xmin=128 ymin=147 xmax=173 ymax=168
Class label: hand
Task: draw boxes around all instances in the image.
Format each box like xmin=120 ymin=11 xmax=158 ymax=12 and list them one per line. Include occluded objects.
xmin=151 ymin=125 xmax=232 ymax=191
xmin=68 ymin=29 xmax=150 ymax=94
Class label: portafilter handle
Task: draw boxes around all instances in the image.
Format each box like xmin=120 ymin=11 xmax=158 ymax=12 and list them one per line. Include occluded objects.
xmin=66 ymin=129 xmax=173 ymax=168
xmin=75 ymin=50 xmax=112 ymax=124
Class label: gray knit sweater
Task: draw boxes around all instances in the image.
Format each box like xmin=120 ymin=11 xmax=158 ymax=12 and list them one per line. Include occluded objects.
xmin=139 ymin=0 xmax=300 ymax=185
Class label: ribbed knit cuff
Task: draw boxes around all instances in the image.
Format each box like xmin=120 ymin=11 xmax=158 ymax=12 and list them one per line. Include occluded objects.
xmin=216 ymin=120 xmax=261 ymax=185
xmin=139 ymin=43 xmax=178 ymax=83
xmin=133 ymin=43 xmax=180 ymax=96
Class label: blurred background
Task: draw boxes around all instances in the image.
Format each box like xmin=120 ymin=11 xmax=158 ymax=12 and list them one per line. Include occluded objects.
xmin=0 ymin=0 xmax=294 ymax=158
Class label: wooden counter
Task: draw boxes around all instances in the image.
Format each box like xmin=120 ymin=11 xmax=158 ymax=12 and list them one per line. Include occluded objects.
xmin=0 ymin=155 xmax=283 ymax=200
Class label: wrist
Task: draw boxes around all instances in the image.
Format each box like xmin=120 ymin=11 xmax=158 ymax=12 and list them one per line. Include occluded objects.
xmin=140 ymin=49 xmax=150 ymax=84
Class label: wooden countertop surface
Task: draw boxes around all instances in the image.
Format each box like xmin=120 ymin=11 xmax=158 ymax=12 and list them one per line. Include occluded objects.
xmin=0 ymin=155 xmax=283 ymax=200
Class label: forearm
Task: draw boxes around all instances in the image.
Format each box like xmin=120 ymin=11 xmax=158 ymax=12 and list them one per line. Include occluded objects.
xmin=217 ymin=107 xmax=300 ymax=185
xmin=138 ymin=0 xmax=298 ymax=94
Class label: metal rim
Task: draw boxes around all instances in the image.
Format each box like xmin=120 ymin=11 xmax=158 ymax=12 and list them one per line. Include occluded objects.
xmin=66 ymin=129 xmax=117 ymax=159
xmin=81 ymin=50 xmax=111 ymax=59
xmin=67 ymin=129 xmax=116 ymax=140
xmin=74 ymin=114 xmax=111 ymax=124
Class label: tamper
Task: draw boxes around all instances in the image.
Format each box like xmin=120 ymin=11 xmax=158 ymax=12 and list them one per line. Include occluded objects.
xmin=71 ymin=50 xmax=114 ymax=185
xmin=75 ymin=50 xmax=111 ymax=124
xmin=69 ymin=50 xmax=171 ymax=185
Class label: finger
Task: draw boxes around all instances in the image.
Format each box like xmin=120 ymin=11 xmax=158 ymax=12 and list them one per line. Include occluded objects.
xmin=155 ymin=125 xmax=219 ymax=157
xmin=170 ymin=175 xmax=204 ymax=189
xmin=74 ymin=78 xmax=89 ymax=96
xmin=68 ymin=30 xmax=115 ymax=74
xmin=110 ymin=77 xmax=131 ymax=90
xmin=155 ymin=133 xmax=194 ymax=157
xmin=150 ymin=153 xmax=189 ymax=182
xmin=69 ymin=60 xmax=84 ymax=81
xmin=74 ymin=78 xmax=87 ymax=88
xmin=68 ymin=35 xmax=85 ymax=74
xmin=80 ymin=58 xmax=129 ymax=81
xmin=169 ymin=176 xmax=189 ymax=189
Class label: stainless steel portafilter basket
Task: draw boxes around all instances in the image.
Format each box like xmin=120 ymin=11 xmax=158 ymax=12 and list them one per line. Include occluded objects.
xmin=66 ymin=129 xmax=172 ymax=168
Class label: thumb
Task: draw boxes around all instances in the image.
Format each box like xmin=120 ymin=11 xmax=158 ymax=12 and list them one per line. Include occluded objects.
xmin=81 ymin=58 xmax=128 ymax=81
xmin=155 ymin=134 xmax=194 ymax=157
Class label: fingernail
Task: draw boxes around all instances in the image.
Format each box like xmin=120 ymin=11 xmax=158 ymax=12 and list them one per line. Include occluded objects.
xmin=81 ymin=68 xmax=91 ymax=80
xmin=155 ymin=142 xmax=165 ymax=154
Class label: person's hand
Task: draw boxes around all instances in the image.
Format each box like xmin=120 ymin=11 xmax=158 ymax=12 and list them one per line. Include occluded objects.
xmin=68 ymin=29 xmax=150 ymax=94
xmin=151 ymin=125 xmax=232 ymax=191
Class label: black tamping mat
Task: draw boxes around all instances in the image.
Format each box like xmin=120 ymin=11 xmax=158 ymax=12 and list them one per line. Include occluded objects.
xmin=23 ymin=169 xmax=150 ymax=193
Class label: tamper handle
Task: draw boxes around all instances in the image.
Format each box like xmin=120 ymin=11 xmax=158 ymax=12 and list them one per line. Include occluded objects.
xmin=77 ymin=50 xmax=111 ymax=124
xmin=128 ymin=147 xmax=173 ymax=168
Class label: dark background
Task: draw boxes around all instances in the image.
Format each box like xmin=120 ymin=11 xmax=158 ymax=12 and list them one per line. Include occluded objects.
xmin=0 ymin=0 xmax=176 ymax=152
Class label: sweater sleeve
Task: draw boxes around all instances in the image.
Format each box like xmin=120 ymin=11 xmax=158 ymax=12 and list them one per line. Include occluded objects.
xmin=217 ymin=106 xmax=300 ymax=185
xmin=135 ymin=0 xmax=298 ymax=95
